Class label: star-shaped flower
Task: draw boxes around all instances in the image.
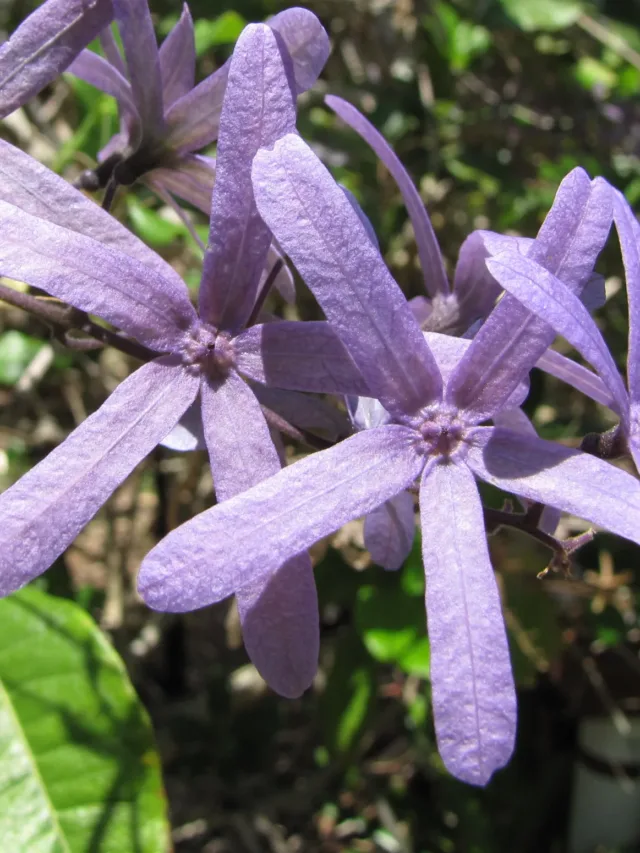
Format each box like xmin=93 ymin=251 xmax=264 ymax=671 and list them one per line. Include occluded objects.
xmin=138 ymin=136 xmax=640 ymax=785
xmin=67 ymin=2 xmax=329 ymax=215
xmin=0 ymin=26 xmax=363 ymax=697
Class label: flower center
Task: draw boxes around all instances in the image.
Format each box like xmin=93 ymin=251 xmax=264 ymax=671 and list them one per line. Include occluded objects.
xmin=413 ymin=405 xmax=466 ymax=460
xmin=181 ymin=324 xmax=235 ymax=379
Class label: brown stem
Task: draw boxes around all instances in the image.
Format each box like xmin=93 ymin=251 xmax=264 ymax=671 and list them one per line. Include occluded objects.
xmin=246 ymin=258 xmax=284 ymax=328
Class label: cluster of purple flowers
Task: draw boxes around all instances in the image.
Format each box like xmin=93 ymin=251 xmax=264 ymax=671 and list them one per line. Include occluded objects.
xmin=2 ymin=0 xmax=640 ymax=786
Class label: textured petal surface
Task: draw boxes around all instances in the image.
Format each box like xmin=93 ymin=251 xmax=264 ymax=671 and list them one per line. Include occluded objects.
xmin=199 ymin=24 xmax=297 ymax=331
xmin=237 ymin=553 xmax=319 ymax=698
xmin=326 ymin=94 xmax=448 ymax=298
xmin=453 ymin=231 xmax=506 ymax=327
xmin=112 ymin=0 xmax=164 ymax=139
xmin=420 ymin=461 xmax=516 ymax=786
xmin=150 ymin=153 xmax=215 ymax=214
xmin=467 ymin=427 xmax=640 ymax=546
xmin=0 ymin=0 xmax=113 ymax=118
xmin=487 ymin=251 xmax=629 ymax=422
xmin=66 ymin=47 xmax=137 ymax=118
xmin=138 ymin=425 xmax=424 ymax=611
xmin=0 ymin=199 xmax=197 ymax=351
xmin=234 ymin=321 xmax=369 ymax=395
xmin=251 ymin=384 xmax=351 ymax=441
xmin=0 ymin=357 xmax=198 ymax=595
xmin=268 ymin=7 xmax=329 ymax=93
xmin=0 ymin=139 xmax=176 ymax=279
xmin=364 ymin=490 xmax=415 ymax=570
xmin=201 ymin=373 xmax=318 ymax=697
xmin=164 ymin=64 xmax=228 ymax=153
xmin=158 ymin=3 xmax=195 ymax=108
xmin=448 ymin=171 xmax=612 ymax=420
xmin=536 ymin=349 xmax=614 ymax=408
xmin=613 ymin=190 xmax=640 ymax=401
xmin=252 ymin=134 xmax=442 ymax=417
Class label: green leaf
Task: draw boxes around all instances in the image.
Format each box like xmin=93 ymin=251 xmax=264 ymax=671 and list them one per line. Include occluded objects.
xmin=194 ymin=12 xmax=246 ymax=56
xmin=499 ymin=0 xmax=583 ymax=32
xmin=425 ymin=3 xmax=491 ymax=72
xmin=0 ymin=331 xmax=44 ymax=386
xmin=355 ymin=584 xmax=429 ymax=677
xmin=0 ymin=587 xmax=170 ymax=852
xmin=126 ymin=198 xmax=184 ymax=248
xmin=321 ymin=633 xmax=375 ymax=754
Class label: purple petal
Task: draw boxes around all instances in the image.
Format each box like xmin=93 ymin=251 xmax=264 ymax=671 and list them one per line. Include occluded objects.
xmin=467 ymin=427 xmax=640 ymax=547
xmin=0 ymin=357 xmax=198 ymax=595
xmin=199 ymin=24 xmax=297 ymax=332
xmin=252 ymin=134 xmax=442 ymax=417
xmin=581 ymin=272 xmax=606 ymax=312
xmin=364 ymin=490 xmax=415 ymax=570
xmin=66 ymin=47 xmax=138 ymax=121
xmin=0 ymin=199 xmax=197 ymax=351
xmin=536 ymin=349 xmax=614 ymax=408
xmin=326 ymin=94 xmax=449 ymax=298
xmin=448 ymin=171 xmax=613 ymax=420
xmin=99 ymin=24 xmax=126 ymax=75
xmin=237 ymin=553 xmax=319 ymax=698
xmin=613 ymin=190 xmax=640 ymax=402
xmin=138 ymin=424 xmax=424 ymax=611
xmin=487 ymin=251 xmax=629 ymax=424
xmin=453 ymin=231 xmax=506 ymax=327
xmin=112 ymin=0 xmax=164 ymax=139
xmin=158 ymin=3 xmax=195 ymax=108
xmin=0 ymin=139 xmax=177 ymax=280
xmin=149 ymin=153 xmax=215 ymax=214
xmin=251 ymin=384 xmax=352 ymax=441
xmin=200 ymin=369 xmax=281 ymax=500
xmin=234 ymin=321 xmax=369 ymax=395
xmin=268 ymin=7 xmax=329 ymax=94
xmin=0 ymin=0 xmax=113 ymax=118
xmin=409 ymin=295 xmax=432 ymax=326
xmin=164 ymin=64 xmax=228 ymax=153
xmin=265 ymin=241 xmax=296 ymax=304
xmin=341 ymin=186 xmax=379 ymax=249
xmin=420 ymin=461 xmax=516 ymax=785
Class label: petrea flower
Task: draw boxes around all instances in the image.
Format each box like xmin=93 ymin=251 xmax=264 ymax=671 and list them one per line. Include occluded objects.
xmin=0 ymin=26 xmax=364 ymax=697
xmin=137 ymin=136 xmax=640 ymax=785
xmin=68 ymin=2 xmax=329 ymax=216
xmin=484 ymin=186 xmax=640 ymax=472
xmin=0 ymin=0 xmax=113 ymax=118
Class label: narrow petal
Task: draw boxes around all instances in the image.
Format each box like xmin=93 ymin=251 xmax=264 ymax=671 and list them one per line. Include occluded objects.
xmin=201 ymin=374 xmax=318 ymax=697
xmin=341 ymin=186 xmax=379 ymax=249
xmin=199 ymin=24 xmax=297 ymax=331
xmin=536 ymin=349 xmax=614 ymax=408
xmin=138 ymin=425 xmax=424 ymax=611
xmin=158 ymin=3 xmax=195 ymax=108
xmin=0 ymin=200 xmax=197 ymax=351
xmin=448 ymin=171 xmax=612 ymax=420
xmin=613 ymin=190 xmax=640 ymax=401
xmin=0 ymin=0 xmax=113 ymax=118
xmin=237 ymin=553 xmax=319 ymax=698
xmin=251 ymin=384 xmax=352 ymax=441
xmin=467 ymin=427 xmax=640 ymax=547
xmin=99 ymin=24 xmax=126 ymax=75
xmin=326 ymin=94 xmax=449 ymax=298
xmin=364 ymin=490 xmax=415 ymax=570
xmin=487 ymin=251 xmax=629 ymax=422
xmin=265 ymin=241 xmax=296 ymax=304
xmin=453 ymin=231 xmax=505 ymax=327
xmin=149 ymin=153 xmax=215 ymax=214
xmin=252 ymin=134 xmax=442 ymax=417
xmin=0 ymin=139 xmax=176 ymax=280
xmin=420 ymin=461 xmax=516 ymax=785
xmin=112 ymin=0 xmax=164 ymax=138
xmin=0 ymin=357 xmax=198 ymax=595
xmin=234 ymin=321 xmax=369 ymax=395
xmin=268 ymin=7 xmax=329 ymax=94
xmin=164 ymin=64 xmax=228 ymax=153
xmin=66 ymin=47 xmax=138 ymax=119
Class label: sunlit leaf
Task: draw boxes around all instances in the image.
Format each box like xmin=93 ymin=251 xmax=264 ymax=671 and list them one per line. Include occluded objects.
xmin=499 ymin=0 xmax=583 ymax=32
xmin=0 ymin=331 xmax=44 ymax=386
xmin=0 ymin=587 xmax=170 ymax=852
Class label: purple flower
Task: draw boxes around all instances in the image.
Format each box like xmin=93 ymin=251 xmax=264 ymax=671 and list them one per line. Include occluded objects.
xmin=138 ymin=135 xmax=640 ymax=785
xmin=0 ymin=26 xmax=362 ymax=697
xmin=67 ymin=2 xmax=329 ymax=216
xmin=0 ymin=0 xmax=114 ymax=119
xmin=483 ymin=185 xmax=640 ymax=471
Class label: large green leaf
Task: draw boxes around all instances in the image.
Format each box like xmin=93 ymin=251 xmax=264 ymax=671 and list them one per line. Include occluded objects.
xmin=0 ymin=587 xmax=170 ymax=853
